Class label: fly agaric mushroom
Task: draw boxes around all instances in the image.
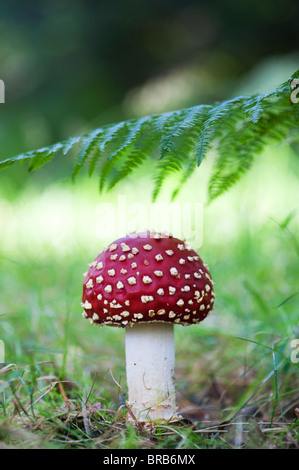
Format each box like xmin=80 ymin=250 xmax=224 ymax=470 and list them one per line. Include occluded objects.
xmin=81 ymin=231 xmax=215 ymax=423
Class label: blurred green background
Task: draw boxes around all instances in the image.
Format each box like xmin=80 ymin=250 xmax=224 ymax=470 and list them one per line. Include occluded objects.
xmin=1 ymin=0 xmax=299 ymax=159
xmin=0 ymin=0 xmax=298 ymax=448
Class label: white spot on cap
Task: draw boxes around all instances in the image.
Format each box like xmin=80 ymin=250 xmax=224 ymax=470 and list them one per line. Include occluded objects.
xmin=188 ymin=256 xmax=194 ymax=262
xmin=97 ymin=293 xmax=102 ymax=300
xmin=134 ymin=313 xmax=143 ymax=319
xmin=170 ymin=267 xmax=179 ymax=276
xmin=194 ymin=272 xmax=202 ymax=279
xmin=165 ymin=250 xmax=174 ymax=256
xmin=108 ymin=269 xmax=115 ymax=277
xmin=157 ymin=288 xmax=164 ymax=295
xmin=169 ymin=311 xmax=176 ymax=318
xmin=149 ymin=310 xmax=155 ymax=317
xmin=205 ymin=284 xmax=211 ymax=292
xmin=141 ymin=295 xmax=154 ymax=303
xmin=128 ymin=253 xmax=134 ymax=259
xmin=185 ymin=274 xmax=191 ymax=279
xmin=119 ymin=255 xmax=126 ymax=261
xmin=109 ymin=244 xmax=118 ymax=252
xmin=92 ymin=313 xmax=99 ymax=321
xmin=157 ymin=309 xmax=166 ymax=315
xmin=120 ymin=268 xmax=127 ymax=274
xmin=132 ymin=247 xmax=139 ymax=255
xmin=162 ymin=231 xmax=172 ymax=237
xmin=96 ymin=275 xmax=104 ymax=284
xmin=169 ymin=286 xmax=176 ymax=295
xmin=86 ymin=279 xmax=94 ymax=289
xmin=112 ymin=315 xmax=122 ymax=321
xmin=110 ymin=302 xmax=122 ymax=308
xmin=194 ymin=290 xmax=201 ymax=300
xmin=154 ymin=270 xmax=163 ymax=277
xmin=121 ymin=242 xmax=130 ymax=252
xmin=82 ymin=311 xmax=88 ymax=318
xmin=121 ymin=311 xmax=130 ymax=317
xmin=142 ymin=275 xmax=152 ymax=284
xmin=179 ymin=258 xmax=186 ymax=265
xmin=143 ymin=244 xmax=152 ymax=251
xmin=131 ymin=262 xmax=137 ymax=269
xmin=155 ymin=254 xmax=163 ymax=261
xmin=104 ymin=285 xmax=112 ymax=293
xmin=125 ymin=300 xmax=130 ymax=306
xmin=181 ymin=285 xmax=191 ymax=292
xmin=128 ymin=276 xmax=137 ymax=285
xmin=200 ymin=304 xmax=205 ymax=311
xmin=117 ymin=281 xmax=124 ymax=289
xmin=96 ymin=262 xmax=103 ymax=270
xmin=177 ymin=244 xmax=185 ymax=251
xmin=110 ymin=254 xmax=118 ymax=261
xmin=176 ymin=299 xmax=184 ymax=306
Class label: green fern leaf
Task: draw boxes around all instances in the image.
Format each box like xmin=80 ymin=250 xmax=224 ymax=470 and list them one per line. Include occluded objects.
xmin=107 ymin=130 xmax=157 ymax=191
xmin=62 ymin=135 xmax=83 ymax=155
xmin=72 ymin=128 xmax=104 ymax=180
xmin=99 ymin=116 xmax=151 ymax=191
xmin=0 ymin=69 xmax=298 ymax=202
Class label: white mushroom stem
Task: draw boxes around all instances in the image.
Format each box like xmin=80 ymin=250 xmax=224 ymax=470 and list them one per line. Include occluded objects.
xmin=125 ymin=322 xmax=180 ymax=423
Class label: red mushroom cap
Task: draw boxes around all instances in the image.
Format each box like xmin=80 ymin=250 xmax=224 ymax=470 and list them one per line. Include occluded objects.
xmin=81 ymin=231 xmax=215 ymax=327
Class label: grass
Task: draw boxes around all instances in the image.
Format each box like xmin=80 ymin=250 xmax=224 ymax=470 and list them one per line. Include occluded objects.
xmin=0 ymin=145 xmax=298 ymax=449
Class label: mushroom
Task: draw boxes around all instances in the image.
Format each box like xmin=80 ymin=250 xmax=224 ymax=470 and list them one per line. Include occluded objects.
xmin=81 ymin=231 xmax=215 ymax=423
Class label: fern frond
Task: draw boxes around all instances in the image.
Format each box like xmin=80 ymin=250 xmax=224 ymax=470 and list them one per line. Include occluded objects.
xmin=99 ymin=116 xmax=151 ymax=191
xmin=171 ymin=150 xmax=197 ymax=200
xmin=72 ymin=128 xmax=103 ymax=180
xmin=0 ymin=142 xmax=62 ymax=170
xmin=208 ymin=130 xmax=260 ymax=200
xmin=208 ymin=103 xmax=296 ymax=200
xmin=152 ymin=106 xmax=213 ymax=198
xmin=0 ymin=69 xmax=298 ymax=201
xmin=62 ymin=135 xmax=83 ymax=155
xmin=107 ymin=131 xmax=157 ymax=190
xmin=152 ymin=150 xmax=183 ymax=201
